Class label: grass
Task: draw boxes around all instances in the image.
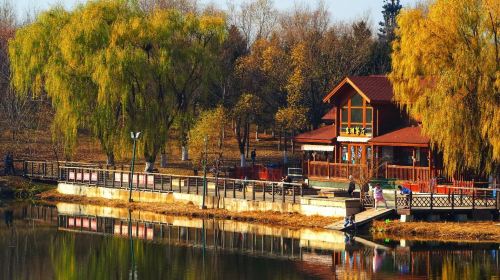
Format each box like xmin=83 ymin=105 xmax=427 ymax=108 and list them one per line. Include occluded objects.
xmin=372 ymin=220 xmax=500 ymax=242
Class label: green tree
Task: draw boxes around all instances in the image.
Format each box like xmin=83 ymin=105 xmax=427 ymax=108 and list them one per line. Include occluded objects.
xmin=231 ymin=93 xmax=262 ymax=166
xmin=188 ymin=106 xmax=226 ymax=170
xmin=390 ymin=0 xmax=499 ymax=175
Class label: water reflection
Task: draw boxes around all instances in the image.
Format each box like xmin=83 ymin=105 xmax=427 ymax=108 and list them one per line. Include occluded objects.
xmin=0 ymin=203 xmax=498 ymax=280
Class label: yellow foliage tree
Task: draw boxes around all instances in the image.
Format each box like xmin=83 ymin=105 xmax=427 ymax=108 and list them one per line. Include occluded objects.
xmin=390 ymin=0 xmax=499 ymax=175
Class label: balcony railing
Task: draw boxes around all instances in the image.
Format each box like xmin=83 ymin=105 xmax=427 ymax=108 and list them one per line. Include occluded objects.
xmin=307 ymin=160 xmax=441 ymax=182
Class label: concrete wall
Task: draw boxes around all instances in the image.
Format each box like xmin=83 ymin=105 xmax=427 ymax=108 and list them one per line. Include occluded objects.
xmin=57 ymin=183 xmax=362 ymax=218
xmin=56 ymin=202 xmax=347 ymax=250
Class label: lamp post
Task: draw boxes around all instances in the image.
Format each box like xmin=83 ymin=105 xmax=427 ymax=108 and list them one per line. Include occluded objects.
xmin=129 ymin=132 xmax=141 ymax=202
xmin=201 ymin=135 xmax=208 ymax=209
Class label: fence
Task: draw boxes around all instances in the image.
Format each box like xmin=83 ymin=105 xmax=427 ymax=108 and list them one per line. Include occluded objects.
xmin=58 ymin=166 xmax=306 ymax=204
xmin=307 ymin=161 xmax=368 ymax=180
xmin=395 ymin=186 xmax=499 ymax=212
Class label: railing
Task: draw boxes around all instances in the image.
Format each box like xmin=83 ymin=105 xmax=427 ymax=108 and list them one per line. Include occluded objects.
xmin=22 ymin=160 xmax=131 ymax=181
xmin=385 ymin=165 xmax=434 ymax=181
xmin=307 ymin=161 xmax=368 ymax=180
xmin=58 ymin=166 xmax=305 ymax=204
xmin=395 ymin=186 xmax=499 ymax=212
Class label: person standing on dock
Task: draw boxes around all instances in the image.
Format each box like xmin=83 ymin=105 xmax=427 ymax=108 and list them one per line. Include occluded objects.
xmin=251 ymin=149 xmax=256 ymax=166
xmin=374 ymin=184 xmax=388 ymax=210
xmin=348 ymin=175 xmax=356 ymax=197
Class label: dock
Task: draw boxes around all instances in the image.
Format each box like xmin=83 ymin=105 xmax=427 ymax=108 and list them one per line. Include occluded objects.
xmin=326 ymin=208 xmax=394 ymax=231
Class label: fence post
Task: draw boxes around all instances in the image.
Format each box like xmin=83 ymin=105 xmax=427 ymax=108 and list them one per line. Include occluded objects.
xmin=170 ymin=176 xmax=173 ymax=191
xmin=472 ymin=188 xmax=475 ymax=210
xmin=252 ymin=182 xmax=256 ymax=201
xmin=243 ymin=181 xmax=246 ymax=199
xmin=394 ymin=188 xmax=397 ymax=211
xmin=187 ymin=177 xmax=190 ymax=194
xmin=112 ymin=171 xmax=115 ymax=188
xmin=272 ymin=183 xmax=275 ymax=202
xmin=430 ymin=192 xmax=433 ymax=210
xmin=223 ymin=179 xmax=227 ymax=198
xmin=282 ymin=183 xmax=286 ymax=203
xmin=409 ymin=191 xmax=412 ymax=210
xmin=195 ymin=177 xmax=199 ymax=195
xmin=292 ymin=184 xmax=296 ymax=204
xmin=451 ymin=192 xmax=454 ymax=210
xmin=153 ymin=174 xmax=156 ymax=191
xmin=178 ymin=177 xmax=182 ymax=193
xmin=160 ymin=175 xmax=164 ymax=191
xmin=263 ymin=183 xmax=266 ymax=201
xmin=233 ymin=180 xmax=236 ymax=198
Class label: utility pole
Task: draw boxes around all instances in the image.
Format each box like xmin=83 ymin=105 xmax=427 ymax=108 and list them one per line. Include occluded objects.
xmin=129 ymin=132 xmax=141 ymax=202
xmin=201 ymin=135 xmax=208 ymax=209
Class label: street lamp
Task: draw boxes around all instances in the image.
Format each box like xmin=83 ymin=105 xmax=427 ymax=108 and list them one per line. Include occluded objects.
xmin=129 ymin=131 xmax=141 ymax=203
xmin=201 ymin=135 xmax=208 ymax=209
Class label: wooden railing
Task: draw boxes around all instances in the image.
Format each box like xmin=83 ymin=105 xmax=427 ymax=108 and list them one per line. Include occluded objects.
xmin=385 ymin=165 xmax=434 ymax=181
xmin=307 ymin=161 xmax=368 ymax=180
xmin=58 ymin=166 xmax=306 ymax=204
xmin=395 ymin=186 xmax=499 ymax=213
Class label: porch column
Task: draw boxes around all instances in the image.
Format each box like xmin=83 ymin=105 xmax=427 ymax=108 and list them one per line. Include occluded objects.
xmin=412 ymin=148 xmax=416 ymax=181
xmin=428 ymin=148 xmax=432 ymax=179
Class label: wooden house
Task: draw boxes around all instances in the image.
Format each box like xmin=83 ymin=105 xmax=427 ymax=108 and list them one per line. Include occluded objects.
xmin=295 ymin=76 xmax=442 ymax=186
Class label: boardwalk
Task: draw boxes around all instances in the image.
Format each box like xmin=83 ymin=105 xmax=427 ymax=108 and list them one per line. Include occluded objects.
xmin=326 ymin=208 xmax=394 ymax=231
xmin=24 ymin=161 xmax=312 ymax=204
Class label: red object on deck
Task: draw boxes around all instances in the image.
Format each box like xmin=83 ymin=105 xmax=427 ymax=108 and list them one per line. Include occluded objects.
xmin=233 ymin=165 xmax=283 ymax=181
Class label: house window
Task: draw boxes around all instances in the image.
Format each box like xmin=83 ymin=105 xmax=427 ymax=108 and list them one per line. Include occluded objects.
xmin=340 ymin=92 xmax=373 ymax=136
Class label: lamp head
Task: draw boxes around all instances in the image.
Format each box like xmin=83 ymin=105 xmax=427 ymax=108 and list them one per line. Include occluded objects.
xmin=130 ymin=131 xmax=141 ymax=139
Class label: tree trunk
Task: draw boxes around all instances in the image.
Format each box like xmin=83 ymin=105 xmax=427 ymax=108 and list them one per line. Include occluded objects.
xmin=278 ymin=131 xmax=281 ymax=151
xmin=160 ymin=151 xmax=167 ymax=168
xmin=283 ymin=131 xmax=288 ymax=165
xmin=245 ymin=122 xmax=250 ymax=158
xmin=181 ymin=146 xmax=189 ymax=161
xmin=106 ymin=153 xmax=115 ymax=166
xmin=240 ymin=153 xmax=246 ymax=167
xmin=145 ymin=161 xmax=154 ymax=172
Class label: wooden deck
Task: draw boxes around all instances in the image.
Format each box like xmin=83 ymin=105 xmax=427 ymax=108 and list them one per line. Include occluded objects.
xmin=326 ymin=208 xmax=394 ymax=231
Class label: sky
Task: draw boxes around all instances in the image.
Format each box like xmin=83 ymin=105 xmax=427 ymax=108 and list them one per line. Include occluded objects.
xmin=13 ymin=0 xmax=417 ymax=28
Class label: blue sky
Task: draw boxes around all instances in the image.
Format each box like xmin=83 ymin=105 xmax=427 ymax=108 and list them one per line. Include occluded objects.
xmin=13 ymin=0 xmax=417 ymax=28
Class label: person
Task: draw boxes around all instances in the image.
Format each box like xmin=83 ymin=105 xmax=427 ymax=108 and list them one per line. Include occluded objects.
xmin=343 ymin=215 xmax=355 ymax=228
xmin=4 ymin=152 xmax=14 ymax=175
xmin=397 ymin=185 xmax=412 ymax=195
xmin=347 ymin=175 xmax=356 ymax=197
xmin=250 ymin=149 xmax=256 ymax=166
xmin=374 ymin=184 xmax=388 ymax=210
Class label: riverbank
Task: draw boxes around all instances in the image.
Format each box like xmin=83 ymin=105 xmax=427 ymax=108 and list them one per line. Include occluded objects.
xmin=0 ymin=176 xmax=54 ymax=198
xmin=372 ymin=220 xmax=500 ymax=242
xmin=39 ymin=189 xmax=340 ymax=229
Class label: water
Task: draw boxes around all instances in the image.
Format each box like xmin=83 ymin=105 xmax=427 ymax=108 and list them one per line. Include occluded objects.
xmin=0 ymin=203 xmax=498 ymax=280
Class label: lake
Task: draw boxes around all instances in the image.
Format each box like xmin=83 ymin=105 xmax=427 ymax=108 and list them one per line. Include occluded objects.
xmin=0 ymin=202 xmax=498 ymax=279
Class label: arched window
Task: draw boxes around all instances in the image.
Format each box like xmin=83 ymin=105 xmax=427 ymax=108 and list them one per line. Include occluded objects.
xmin=340 ymin=92 xmax=373 ymax=136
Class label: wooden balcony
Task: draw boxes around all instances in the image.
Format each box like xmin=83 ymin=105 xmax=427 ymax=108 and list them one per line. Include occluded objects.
xmin=307 ymin=161 xmax=368 ymax=180
xmin=307 ymin=160 xmax=440 ymax=182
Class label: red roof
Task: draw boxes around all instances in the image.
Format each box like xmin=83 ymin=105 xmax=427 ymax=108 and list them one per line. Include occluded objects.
xmin=369 ymin=126 xmax=429 ymax=147
xmin=321 ymin=107 xmax=336 ymax=121
xmin=294 ymin=125 xmax=337 ymax=144
xmin=323 ymin=76 xmax=393 ymax=104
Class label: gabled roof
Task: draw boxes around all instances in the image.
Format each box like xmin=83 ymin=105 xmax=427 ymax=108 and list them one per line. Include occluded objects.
xmin=323 ymin=75 xmax=393 ymax=104
xmin=294 ymin=125 xmax=337 ymax=144
xmin=369 ymin=126 xmax=429 ymax=147
xmin=321 ymin=107 xmax=336 ymax=121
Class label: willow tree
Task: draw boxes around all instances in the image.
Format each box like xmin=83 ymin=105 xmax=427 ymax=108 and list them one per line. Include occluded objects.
xmin=9 ymin=2 xmax=129 ymax=164
xmin=390 ymin=0 xmax=499 ymax=175
xmin=8 ymin=8 xmax=77 ymax=154
xmin=165 ymin=11 xmax=226 ymax=161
